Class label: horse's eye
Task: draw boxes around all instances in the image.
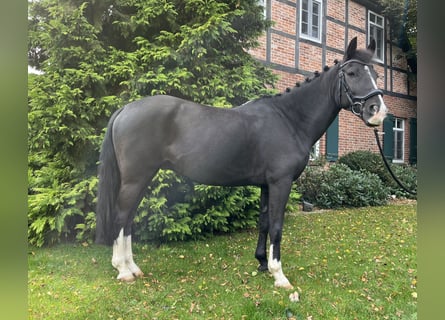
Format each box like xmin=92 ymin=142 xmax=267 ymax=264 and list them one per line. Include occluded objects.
xmin=347 ymin=71 xmax=355 ymax=76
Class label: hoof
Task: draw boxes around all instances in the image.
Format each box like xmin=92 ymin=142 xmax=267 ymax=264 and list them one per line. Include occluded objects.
xmin=117 ymin=272 xmax=136 ymax=282
xmin=258 ymin=264 xmax=268 ymax=272
xmin=274 ymin=280 xmax=294 ymax=290
xmin=133 ymin=270 xmax=144 ymax=278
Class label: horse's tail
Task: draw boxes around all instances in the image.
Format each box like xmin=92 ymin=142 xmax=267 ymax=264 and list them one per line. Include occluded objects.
xmin=95 ymin=108 xmax=124 ymax=246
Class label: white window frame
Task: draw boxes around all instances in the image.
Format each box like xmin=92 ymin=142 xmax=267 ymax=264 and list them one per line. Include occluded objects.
xmin=300 ymin=0 xmax=323 ymax=43
xmin=393 ymin=118 xmax=405 ymax=163
xmin=368 ymin=11 xmax=385 ymax=62
xmin=310 ymin=140 xmax=320 ymax=161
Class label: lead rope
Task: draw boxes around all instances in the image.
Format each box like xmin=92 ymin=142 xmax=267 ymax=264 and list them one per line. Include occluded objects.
xmin=373 ymin=129 xmax=417 ymax=195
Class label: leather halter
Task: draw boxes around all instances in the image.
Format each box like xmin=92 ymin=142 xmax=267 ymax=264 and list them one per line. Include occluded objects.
xmin=338 ymin=59 xmax=384 ymax=116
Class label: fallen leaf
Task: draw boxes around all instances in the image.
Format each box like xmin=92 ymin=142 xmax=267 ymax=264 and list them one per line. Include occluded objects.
xmin=189 ymin=302 xmax=196 ymax=313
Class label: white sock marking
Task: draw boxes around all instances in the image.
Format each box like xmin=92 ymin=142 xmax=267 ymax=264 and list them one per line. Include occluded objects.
xmin=125 ymin=235 xmax=143 ymax=276
xmin=268 ymin=245 xmax=293 ymax=288
xmin=112 ymin=228 xmax=141 ymax=281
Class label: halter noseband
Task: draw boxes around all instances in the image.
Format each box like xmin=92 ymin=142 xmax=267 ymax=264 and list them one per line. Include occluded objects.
xmin=338 ymin=59 xmax=383 ymax=116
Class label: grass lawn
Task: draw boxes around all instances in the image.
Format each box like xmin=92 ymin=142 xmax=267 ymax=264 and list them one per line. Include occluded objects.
xmin=28 ymin=203 xmax=416 ymax=319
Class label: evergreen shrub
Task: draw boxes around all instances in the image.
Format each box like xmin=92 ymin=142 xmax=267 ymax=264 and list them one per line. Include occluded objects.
xmin=386 ymin=164 xmax=417 ymax=199
xmin=338 ymin=150 xmax=392 ymax=185
xmin=27 ymin=0 xmax=276 ymax=246
xmin=297 ymin=163 xmax=388 ymax=209
xmin=338 ymin=150 xmax=417 ymax=199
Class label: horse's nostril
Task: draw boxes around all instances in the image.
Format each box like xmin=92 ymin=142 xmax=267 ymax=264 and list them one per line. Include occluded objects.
xmin=370 ymin=105 xmax=379 ymax=113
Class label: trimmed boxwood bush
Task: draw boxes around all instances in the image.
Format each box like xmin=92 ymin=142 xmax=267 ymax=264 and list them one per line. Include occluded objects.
xmin=297 ymin=163 xmax=388 ymax=209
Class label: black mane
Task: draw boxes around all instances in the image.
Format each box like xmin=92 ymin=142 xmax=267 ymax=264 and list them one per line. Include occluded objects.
xmin=258 ymin=45 xmax=375 ymax=103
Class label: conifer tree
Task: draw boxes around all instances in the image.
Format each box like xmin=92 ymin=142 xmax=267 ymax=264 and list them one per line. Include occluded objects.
xmin=28 ymin=0 xmax=276 ymax=246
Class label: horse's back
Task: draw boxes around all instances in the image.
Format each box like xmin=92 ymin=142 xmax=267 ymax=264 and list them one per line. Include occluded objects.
xmin=110 ymin=95 xmax=258 ymax=184
xmin=113 ymin=95 xmax=243 ymax=142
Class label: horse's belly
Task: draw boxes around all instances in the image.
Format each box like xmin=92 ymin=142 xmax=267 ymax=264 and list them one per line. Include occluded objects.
xmin=164 ymin=143 xmax=262 ymax=186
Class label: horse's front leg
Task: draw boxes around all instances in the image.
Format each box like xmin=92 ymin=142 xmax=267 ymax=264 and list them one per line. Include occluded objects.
xmin=255 ymin=186 xmax=269 ymax=271
xmin=267 ymin=179 xmax=294 ymax=289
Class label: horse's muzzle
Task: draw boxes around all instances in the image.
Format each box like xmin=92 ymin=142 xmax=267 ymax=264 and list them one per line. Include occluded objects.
xmin=366 ymin=103 xmax=387 ymax=126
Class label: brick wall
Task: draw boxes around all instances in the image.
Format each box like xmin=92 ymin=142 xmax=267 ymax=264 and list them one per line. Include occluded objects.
xmin=348 ymin=1 xmax=366 ymax=29
xmin=338 ymin=110 xmax=381 ymax=156
xmin=249 ymin=0 xmax=417 ymax=164
xmin=271 ymin=33 xmax=296 ymax=68
xmin=327 ymin=0 xmax=346 ymax=21
xmin=271 ymin=0 xmax=297 ymax=34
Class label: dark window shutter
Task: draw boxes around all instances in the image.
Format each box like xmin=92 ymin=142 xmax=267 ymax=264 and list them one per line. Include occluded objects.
xmin=383 ymin=113 xmax=394 ymax=160
xmin=326 ymin=115 xmax=339 ymax=161
xmin=409 ymin=118 xmax=417 ymax=164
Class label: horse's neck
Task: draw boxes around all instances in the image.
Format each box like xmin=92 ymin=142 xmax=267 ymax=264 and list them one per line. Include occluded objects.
xmin=275 ymin=70 xmax=341 ymax=147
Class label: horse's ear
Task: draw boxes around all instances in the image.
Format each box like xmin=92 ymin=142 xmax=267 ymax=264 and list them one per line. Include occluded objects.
xmin=367 ymin=38 xmax=376 ymax=54
xmin=344 ymin=37 xmax=358 ymax=61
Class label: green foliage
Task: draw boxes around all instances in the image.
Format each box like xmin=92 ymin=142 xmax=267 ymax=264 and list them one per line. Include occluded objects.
xmin=297 ymin=163 xmax=388 ymax=209
xmin=338 ymin=150 xmax=417 ymax=199
xmin=338 ymin=150 xmax=393 ymax=185
xmin=376 ymin=0 xmax=417 ymax=81
xmin=28 ymin=0 xmax=276 ymax=246
xmin=386 ymin=164 xmax=417 ymax=199
xmin=286 ymin=184 xmax=302 ymax=213
xmin=133 ymin=170 xmax=260 ymax=243
xmin=298 ymin=150 xmax=417 ymax=209
xmin=377 ymin=0 xmax=417 ymax=43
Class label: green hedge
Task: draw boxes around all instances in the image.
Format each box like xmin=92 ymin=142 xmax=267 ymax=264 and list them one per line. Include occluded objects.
xmin=384 ymin=164 xmax=417 ymax=199
xmin=297 ymin=151 xmax=417 ymax=210
xmin=338 ymin=150 xmax=417 ymax=199
xmin=337 ymin=150 xmax=393 ymax=185
xmin=297 ymin=163 xmax=388 ymax=209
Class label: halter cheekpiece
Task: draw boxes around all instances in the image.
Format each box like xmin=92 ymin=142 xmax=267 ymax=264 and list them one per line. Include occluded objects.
xmin=338 ymin=59 xmax=383 ymax=116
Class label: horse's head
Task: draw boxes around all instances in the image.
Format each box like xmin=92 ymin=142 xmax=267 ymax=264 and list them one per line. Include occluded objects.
xmin=338 ymin=37 xmax=387 ymax=127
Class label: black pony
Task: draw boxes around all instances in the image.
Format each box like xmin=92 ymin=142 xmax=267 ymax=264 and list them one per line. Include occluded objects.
xmin=96 ymin=37 xmax=387 ymax=288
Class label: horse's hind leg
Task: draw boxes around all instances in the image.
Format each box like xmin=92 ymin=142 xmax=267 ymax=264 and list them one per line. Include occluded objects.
xmin=112 ymin=230 xmax=143 ymax=281
xmin=112 ymin=180 xmax=151 ymax=281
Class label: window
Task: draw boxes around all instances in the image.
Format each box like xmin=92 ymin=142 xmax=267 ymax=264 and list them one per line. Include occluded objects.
xmin=258 ymin=0 xmax=267 ymax=18
xmin=393 ymin=118 xmax=405 ymax=163
xmin=300 ymin=0 xmax=322 ymax=42
xmin=310 ymin=140 xmax=320 ymax=160
xmin=368 ymin=11 xmax=385 ymax=61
